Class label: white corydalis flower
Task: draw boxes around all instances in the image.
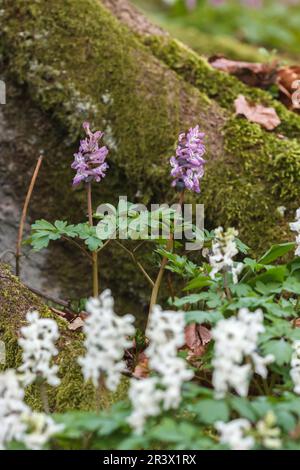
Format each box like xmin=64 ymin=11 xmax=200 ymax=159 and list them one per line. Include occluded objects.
xmin=290 ymin=340 xmax=300 ymax=394
xmin=215 ymin=419 xmax=255 ymax=450
xmin=290 ymin=209 xmax=300 ymax=256
xmin=128 ymin=306 xmax=193 ymax=434
xmin=212 ymin=308 xmax=274 ymax=398
xmin=0 ymin=369 xmax=61 ymax=450
xmin=145 ymin=306 xmax=194 ymax=409
xmin=78 ymin=290 xmax=135 ymax=391
xmin=256 ymin=411 xmax=282 ymax=450
xmin=127 ymin=377 xmax=164 ymax=435
xmin=0 ymin=369 xmax=29 ymax=449
xmin=209 ymin=226 xmax=243 ymax=284
xmin=18 ymin=311 xmax=60 ymax=387
xmin=21 ymin=412 xmax=63 ymax=450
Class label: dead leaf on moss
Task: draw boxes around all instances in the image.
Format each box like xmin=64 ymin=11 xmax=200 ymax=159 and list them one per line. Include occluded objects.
xmin=209 ymin=56 xmax=278 ymax=88
xmin=277 ymin=66 xmax=300 ymax=110
xmin=133 ymin=352 xmax=149 ymax=379
xmin=185 ymin=323 xmax=211 ymax=358
xmin=234 ymin=94 xmax=281 ymax=130
xmin=293 ymin=318 xmax=300 ymax=328
xmin=68 ymin=316 xmax=84 ymax=331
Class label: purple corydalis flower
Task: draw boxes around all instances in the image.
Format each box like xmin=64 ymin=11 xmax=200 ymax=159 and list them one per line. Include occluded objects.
xmin=170 ymin=125 xmax=206 ymax=193
xmin=72 ymin=122 xmax=109 ymax=186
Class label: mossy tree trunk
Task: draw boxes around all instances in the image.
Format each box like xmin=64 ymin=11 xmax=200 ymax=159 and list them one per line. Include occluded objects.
xmin=0 ymin=0 xmax=300 ymax=312
xmin=0 ymin=263 xmax=129 ymax=411
xmin=0 ymin=262 xmax=94 ymax=411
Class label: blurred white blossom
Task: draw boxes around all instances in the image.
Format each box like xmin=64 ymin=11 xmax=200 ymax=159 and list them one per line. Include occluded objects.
xmin=21 ymin=412 xmax=63 ymax=450
xmin=256 ymin=411 xmax=282 ymax=450
xmin=0 ymin=369 xmax=61 ymax=450
xmin=0 ymin=369 xmax=28 ymax=449
xmin=18 ymin=311 xmax=60 ymax=387
xmin=128 ymin=306 xmax=193 ymax=434
xmin=209 ymin=227 xmax=243 ymax=284
xmin=290 ymin=209 xmax=300 ymax=256
xmin=127 ymin=377 xmax=164 ymax=435
xmin=290 ymin=340 xmax=300 ymax=394
xmin=212 ymin=308 xmax=274 ymax=398
xmin=215 ymin=419 xmax=255 ymax=450
xmin=146 ymin=306 xmax=194 ymax=409
xmin=78 ymin=290 xmax=135 ymax=391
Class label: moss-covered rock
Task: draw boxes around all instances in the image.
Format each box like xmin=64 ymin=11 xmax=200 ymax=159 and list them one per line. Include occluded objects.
xmin=1 ymin=0 xmax=300 ymax=306
xmin=142 ymin=35 xmax=300 ymax=140
xmin=0 ymin=263 xmax=128 ymax=411
xmin=0 ymin=0 xmax=224 ymax=310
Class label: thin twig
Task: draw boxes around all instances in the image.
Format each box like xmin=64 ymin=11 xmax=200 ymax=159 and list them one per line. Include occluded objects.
xmin=114 ymin=240 xmax=154 ymax=287
xmin=133 ymin=241 xmax=147 ymax=253
xmin=25 ymin=284 xmax=71 ymax=309
xmin=223 ymin=272 xmax=232 ymax=300
xmin=97 ymin=238 xmax=112 ymax=253
xmin=167 ymin=272 xmax=175 ymax=301
xmin=16 ymin=156 xmax=43 ymax=277
xmin=61 ymin=235 xmax=93 ymax=262
xmin=0 ymin=250 xmax=14 ymax=260
xmin=40 ymin=382 xmax=50 ymax=414
xmin=49 ymin=306 xmax=72 ymax=319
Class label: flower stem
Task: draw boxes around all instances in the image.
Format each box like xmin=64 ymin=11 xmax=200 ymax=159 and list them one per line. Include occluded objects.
xmin=87 ymin=182 xmax=99 ymax=297
xmin=96 ymin=375 xmax=106 ymax=412
xmin=39 ymin=381 xmax=50 ymax=414
xmin=223 ymin=272 xmax=232 ymax=300
xmin=61 ymin=236 xmax=93 ymax=262
xmin=16 ymin=155 xmax=43 ymax=277
xmin=147 ymin=191 xmax=185 ymax=325
xmin=114 ymin=240 xmax=154 ymax=287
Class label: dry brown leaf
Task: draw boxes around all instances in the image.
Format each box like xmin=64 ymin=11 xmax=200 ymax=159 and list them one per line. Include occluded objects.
xmin=185 ymin=323 xmax=212 ymax=358
xmin=293 ymin=318 xmax=300 ymax=328
xmin=277 ymin=66 xmax=300 ymax=110
xmin=209 ymin=56 xmax=300 ymax=112
xmin=234 ymin=94 xmax=281 ymax=130
xmin=133 ymin=352 xmax=149 ymax=379
xmin=289 ymin=423 xmax=300 ymax=440
xmin=209 ymin=56 xmax=278 ymax=88
xmin=68 ymin=317 xmax=85 ymax=331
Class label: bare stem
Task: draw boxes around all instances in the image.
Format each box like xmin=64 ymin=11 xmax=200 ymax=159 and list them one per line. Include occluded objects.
xmin=96 ymin=375 xmax=107 ymax=413
xmin=16 ymin=155 xmax=43 ymax=277
xmin=39 ymin=381 xmax=50 ymax=414
xmin=223 ymin=272 xmax=232 ymax=300
xmin=25 ymin=284 xmax=71 ymax=308
xmin=114 ymin=240 xmax=154 ymax=287
xmin=0 ymin=250 xmax=14 ymax=261
xmin=167 ymin=272 xmax=175 ymax=301
xmin=87 ymin=182 xmax=99 ymax=297
xmin=147 ymin=191 xmax=185 ymax=327
xmin=97 ymin=239 xmax=112 ymax=253
xmin=61 ymin=236 xmax=93 ymax=262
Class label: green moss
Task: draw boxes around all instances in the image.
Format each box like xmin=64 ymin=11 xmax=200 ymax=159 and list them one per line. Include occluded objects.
xmin=0 ymin=0 xmax=217 ymax=229
xmin=1 ymin=0 xmax=300 ymax=261
xmin=201 ymin=117 xmax=300 ymax=253
xmin=0 ymin=264 xmax=128 ymax=412
xmin=142 ymin=35 xmax=300 ymax=140
xmin=1 ymin=0 xmax=208 ymax=192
